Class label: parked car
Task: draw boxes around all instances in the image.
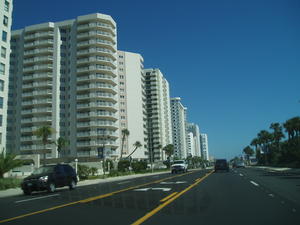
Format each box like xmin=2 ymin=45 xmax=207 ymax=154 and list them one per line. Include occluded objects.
xmin=214 ymin=159 xmax=229 ymax=172
xmin=21 ymin=164 xmax=77 ymax=195
xmin=171 ymin=160 xmax=188 ymax=173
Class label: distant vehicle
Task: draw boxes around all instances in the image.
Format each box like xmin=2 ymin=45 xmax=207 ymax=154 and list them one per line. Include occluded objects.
xmin=171 ymin=160 xmax=188 ymax=174
xmin=235 ymin=161 xmax=246 ymax=168
xmin=215 ymin=159 xmax=229 ymax=172
xmin=21 ymin=164 xmax=77 ymax=195
xmin=249 ymin=158 xmax=258 ymax=166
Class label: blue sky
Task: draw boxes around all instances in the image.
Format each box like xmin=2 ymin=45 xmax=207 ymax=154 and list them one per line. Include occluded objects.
xmin=12 ymin=0 xmax=300 ymax=159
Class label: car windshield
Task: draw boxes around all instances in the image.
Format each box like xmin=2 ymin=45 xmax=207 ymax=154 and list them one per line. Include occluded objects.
xmin=32 ymin=166 xmax=55 ymax=175
xmin=173 ymin=160 xmax=184 ymax=164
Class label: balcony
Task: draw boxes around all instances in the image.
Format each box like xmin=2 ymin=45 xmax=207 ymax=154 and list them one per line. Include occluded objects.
xmin=22 ymin=90 xmax=52 ymax=98
xmin=24 ymin=31 xmax=54 ymax=40
xmin=77 ymin=22 xmax=115 ymax=33
xmin=77 ymin=30 xmax=115 ymax=41
xmin=77 ymin=120 xmax=117 ymax=129
xmin=77 ymin=73 xmax=116 ymax=83
xmin=21 ymin=107 xmax=52 ymax=115
xmin=21 ymin=116 xmax=52 ymax=124
xmin=77 ymin=111 xmax=116 ymax=119
xmin=77 ymin=140 xmax=117 ymax=148
xmin=77 ymin=47 xmax=115 ymax=58
xmin=77 ymin=64 xmax=115 ymax=75
xmin=77 ymin=101 xmax=116 ymax=110
xmin=20 ymin=144 xmax=52 ymax=151
xmin=77 ymin=130 xmax=118 ymax=138
xmin=22 ymin=81 xmax=52 ymax=89
xmin=77 ymin=39 xmax=116 ymax=51
xmin=24 ymin=47 xmax=53 ymax=56
xmin=77 ymin=56 xmax=116 ymax=67
xmin=23 ymin=56 xmax=53 ymax=65
xmin=23 ymin=64 xmax=52 ymax=73
xmin=77 ymin=83 xmax=117 ymax=92
xmin=77 ymin=92 xmax=117 ymax=101
xmin=23 ymin=72 xmax=52 ymax=81
xmin=24 ymin=39 xmax=53 ymax=48
xmin=22 ymin=98 xmax=52 ymax=106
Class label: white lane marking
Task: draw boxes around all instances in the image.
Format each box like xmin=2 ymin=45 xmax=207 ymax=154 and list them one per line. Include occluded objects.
xmin=133 ymin=187 xmax=171 ymax=192
xmin=160 ymin=181 xmax=187 ymax=184
xmin=250 ymin=181 xmax=259 ymax=187
xmin=15 ymin=194 xmax=60 ymax=203
xmin=292 ymin=208 xmax=296 ymax=213
xmin=118 ymin=181 xmax=131 ymax=185
xmin=268 ymin=194 xmax=274 ymax=197
xmin=239 ymin=173 xmax=244 ymax=176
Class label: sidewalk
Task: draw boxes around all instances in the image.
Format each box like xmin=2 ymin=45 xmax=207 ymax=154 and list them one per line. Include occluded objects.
xmin=254 ymin=166 xmax=300 ymax=174
xmin=0 ymin=170 xmax=171 ymax=198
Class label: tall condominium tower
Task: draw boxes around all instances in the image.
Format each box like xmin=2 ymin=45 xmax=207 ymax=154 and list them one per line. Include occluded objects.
xmin=200 ymin=133 xmax=209 ymax=160
xmin=0 ymin=0 xmax=12 ymax=153
xmin=7 ymin=13 xmax=119 ymax=159
xmin=170 ymin=97 xmax=187 ymax=159
xmin=144 ymin=69 xmax=172 ymax=162
xmin=187 ymin=123 xmax=201 ymax=157
xmin=117 ymin=51 xmax=147 ymax=159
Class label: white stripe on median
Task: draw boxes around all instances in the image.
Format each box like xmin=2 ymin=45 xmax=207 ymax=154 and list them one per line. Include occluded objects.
xmin=15 ymin=194 xmax=60 ymax=203
xmin=250 ymin=181 xmax=259 ymax=187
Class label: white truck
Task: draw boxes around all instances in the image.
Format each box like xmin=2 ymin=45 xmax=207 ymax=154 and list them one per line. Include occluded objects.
xmin=171 ymin=160 xmax=188 ymax=174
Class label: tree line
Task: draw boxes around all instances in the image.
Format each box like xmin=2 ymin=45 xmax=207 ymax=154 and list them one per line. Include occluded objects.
xmin=242 ymin=116 xmax=300 ymax=167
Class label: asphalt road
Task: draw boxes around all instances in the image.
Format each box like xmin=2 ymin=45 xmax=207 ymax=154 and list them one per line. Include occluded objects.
xmin=0 ymin=168 xmax=299 ymax=225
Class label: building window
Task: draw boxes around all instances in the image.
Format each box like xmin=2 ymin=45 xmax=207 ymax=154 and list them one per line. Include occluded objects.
xmin=2 ymin=31 xmax=7 ymax=42
xmin=121 ymin=116 xmax=125 ymax=119
xmin=1 ymin=47 xmax=6 ymax=58
xmin=0 ymin=97 xmax=3 ymax=108
xmin=0 ymin=63 xmax=4 ymax=75
xmin=3 ymin=16 xmax=8 ymax=27
xmin=0 ymin=80 xmax=3 ymax=91
xmin=4 ymin=1 xmax=9 ymax=12
xmin=0 ymin=115 xmax=2 ymax=126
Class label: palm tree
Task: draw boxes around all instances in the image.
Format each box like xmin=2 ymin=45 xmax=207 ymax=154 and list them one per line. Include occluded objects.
xmin=34 ymin=126 xmax=55 ymax=165
xmin=243 ymin=146 xmax=254 ymax=160
xmin=163 ymin=144 xmax=174 ymax=160
xmin=120 ymin=129 xmax=130 ymax=159
xmin=126 ymin=141 xmax=142 ymax=159
xmin=0 ymin=152 xmax=24 ymax=178
xmin=250 ymin=138 xmax=259 ymax=151
xmin=55 ymin=137 xmax=68 ymax=157
xmin=283 ymin=118 xmax=295 ymax=140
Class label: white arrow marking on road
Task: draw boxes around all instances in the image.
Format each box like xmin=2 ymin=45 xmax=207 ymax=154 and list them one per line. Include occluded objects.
xmin=15 ymin=194 xmax=60 ymax=203
xmin=250 ymin=181 xmax=259 ymax=187
xmin=133 ymin=187 xmax=171 ymax=192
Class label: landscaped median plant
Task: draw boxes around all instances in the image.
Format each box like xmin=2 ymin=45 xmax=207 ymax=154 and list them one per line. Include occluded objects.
xmin=0 ymin=178 xmax=22 ymax=190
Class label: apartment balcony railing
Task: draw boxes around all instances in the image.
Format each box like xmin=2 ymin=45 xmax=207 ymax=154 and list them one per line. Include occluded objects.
xmin=24 ymin=47 xmax=53 ymax=56
xmin=22 ymin=98 xmax=52 ymax=106
xmin=77 ymin=73 xmax=116 ymax=82
xmin=77 ymin=22 xmax=115 ymax=32
xmin=77 ymin=130 xmax=118 ymax=138
xmin=22 ymin=81 xmax=52 ymax=89
xmin=22 ymin=90 xmax=52 ymax=98
xmin=23 ymin=56 xmax=53 ymax=64
xmin=21 ymin=116 xmax=52 ymax=123
xmin=23 ymin=72 xmax=52 ymax=81
xmin=77 ymin=120 xmax=117 ymax=128
xmin=77 ymin=111 xmax=116 ymax=119
xmin=24 ymin=39 xmax=53 ymax=48
xmin=21 ymin=107 xmax=52 ymax=115
xmin=23 ymin=64 xmax=52 ymax=72
xmin=24 ymin=31 xmax=54 ymax=40
xmin=77 ymin=83 xmax=117 ymax=91
xmin=77 ymin=92 xmax=117 ymax=101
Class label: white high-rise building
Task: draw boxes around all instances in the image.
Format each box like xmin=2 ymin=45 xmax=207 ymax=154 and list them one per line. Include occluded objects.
xmin=170 ymin=97 xmax=187 ymax=159
xmin=186 ymin=132 xmax=195 ymax=156
xmin=200 ymin=133 xmax=209 ymax=160
xmin=7 ymin=13 xmax=119 ymax=159
xmin=117 ymin=51 xmax=147 ymax=159
xmin=144 ymin=69 xmax=172 ymax=162
xmin=187 ymin=123 xmax=201 ymax=157
xmin=0 ymin=0 xmax=13 ymax=153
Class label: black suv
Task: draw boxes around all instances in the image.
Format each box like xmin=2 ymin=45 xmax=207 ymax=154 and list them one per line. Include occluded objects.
xmin=214 ymin=159 xmax=229 ymax=172
xmin=21 ymin=164 xmax=77 ymax=195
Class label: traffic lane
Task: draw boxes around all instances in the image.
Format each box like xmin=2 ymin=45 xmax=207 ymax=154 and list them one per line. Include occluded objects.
xmin=0 ymin=171 xmax=178 ymax=220
xmin=233 ymin=167 xmax=300 ymax=206
xmin=142 ymin=170 xmax=300 ymax=225
xmin=0 ymin=170 xmax=210 ymax=225
xmin=0 ymin=170 xmax=205 ymax=223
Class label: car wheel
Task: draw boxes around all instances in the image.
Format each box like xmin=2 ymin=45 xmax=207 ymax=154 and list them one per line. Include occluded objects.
xmin=47 ymin=182 xmax=56 ymax=193
xmin=23 ymin=189 xmax=31 ymax=195
xmin=69 ymin=179 xmax=76 ymax=190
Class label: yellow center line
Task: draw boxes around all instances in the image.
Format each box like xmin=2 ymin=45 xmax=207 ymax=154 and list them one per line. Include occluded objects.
xmin=159 ymin=192 xmax=178 ymax=202
xmin=0 ymin=170 xmax=199 ymax=223
xmin=131 ymin=170 xmax=214 ymax=225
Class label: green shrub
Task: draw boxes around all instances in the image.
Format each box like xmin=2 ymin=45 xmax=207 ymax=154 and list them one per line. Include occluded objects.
xmin=118 ymin=160 xmax=130 ymax=172
xmin=108 ymin=169 xmax=120 ymax=177
xmin=89 ymin=167 xmax=98 ymax=176
xmin=78 ymin=164 xmax=90 ymax=180
xmin=0 ymin=178 xmax=22 ymax=190
xmin=104 ymin=159 xmax=114 ymax=171
xmin=131 ymin=161 xmax=147 ymax=173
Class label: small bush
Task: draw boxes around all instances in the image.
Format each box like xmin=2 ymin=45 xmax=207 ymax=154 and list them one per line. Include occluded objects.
xmin=0 ymin=178 xmax=22 ymax=190
xmin=78 ymin=164 xmax=90 ymax=180
xmin=108 ymin=169 xmax=120 ymax=177
xmin=90 ymin=167 xmax=98 ymax=176
xmin=118 ymin=160 xmax=130 ymax=172
xmin=131 ymin=161 xmax=147 ymax=173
